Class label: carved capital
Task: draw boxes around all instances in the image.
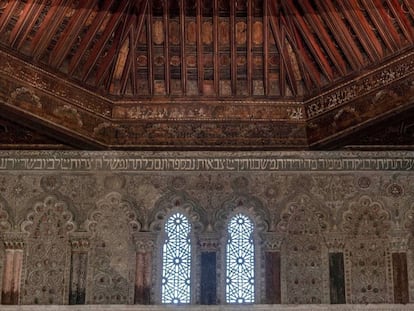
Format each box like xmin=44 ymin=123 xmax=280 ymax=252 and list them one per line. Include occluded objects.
xmin=389 ymin=231 xmax=410 ymax=252
xmin=324 ymin=233 xmax=347 ymax=252
xmin=261 ymin=232 xmax=283 ymax=251
xmin=69 ymin=232 xmax=92 ymax=252
xmin=199 ymin=233 xmax=220 ymax=252
xmin=133 ymin=232 xmax=158 ymax=253
xmin=1 ymin=232 xmax=29 ymax=250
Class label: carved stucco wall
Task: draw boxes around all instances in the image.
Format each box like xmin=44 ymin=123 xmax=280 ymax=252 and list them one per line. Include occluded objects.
xmin=0 ymin=151 xmax=413 ymax=305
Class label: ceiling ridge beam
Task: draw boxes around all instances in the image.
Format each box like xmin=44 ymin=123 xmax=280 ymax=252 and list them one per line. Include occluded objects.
xmin=97 ymin=1 xmax=148 ymax=91
xmin=9 ymin=0 xmax=46 ymax=49
xmin=68 ymin=0 xmax=117 ymax=76
xmin=31 ymin=0 xmax=69 ymax=61
xmin=49 ymin=0 xmax=97 ymax=68
xmin=180 ymin=0 xmax=187 ymax=95
xmin=269 ymin=2 xmax=299 ymax=96
xmin=98 ymin=4 xmax=136 ymax=89
xmin=282 ymin=13 xmax=321 ymax=89
xmin=282 ymin=1 xmax=334 ymax=82
xmin=213 ymin=0 xmax=219 ymax=95
xmin=337 ymin=0 xmax=383 ymax=62
xmin=163 ymin=0 xmax=170 ymax=95
xmin=0 ymin=1 xmax=20 ymax=34
xmin=386 ymin=0 xmax=413 ymax=44
xmin=363 ymin=0 xmax=400 ymax=53
xmin=230 ymin=0 xmax=236 ymax=95
xmin=80 ymin=0 xmax=131 ymax=82
xmin=301 ymin=0 xmax=347 ymax=76
xmin=402 ymin=0 xmax=414 ymax=21
xmin=197 ymin=0 xmax=204 ymax=95
xmin=314 ymin=0 xmax=364 ymax=71
xmin=263 ymin=0 xmax=269 ymax=96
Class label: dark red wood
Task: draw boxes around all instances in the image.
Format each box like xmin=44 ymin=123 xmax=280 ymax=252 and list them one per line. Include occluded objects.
xmin=50 ymin=0 xmax=97 ymax=68
xmin=68 ymin=0 xmax=117 ymax=75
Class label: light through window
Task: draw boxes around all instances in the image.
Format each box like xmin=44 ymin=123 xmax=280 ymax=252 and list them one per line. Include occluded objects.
xmin=226 ymin=213 xmax=255 ymax=303
xmin=161 ymin=213 xmax=191 ymax=304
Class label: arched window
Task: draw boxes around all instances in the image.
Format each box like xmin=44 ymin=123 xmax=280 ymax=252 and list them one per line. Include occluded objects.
xmin=161 ymin=212 xmax=192 ymax=304
xmin=226 ymin=213 xmax=255 ymax=303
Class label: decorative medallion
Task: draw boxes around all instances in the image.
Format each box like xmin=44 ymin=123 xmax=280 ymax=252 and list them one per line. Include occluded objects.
xmin=186 ymin=55 xmax=197 ymax=67
xmin=170 ymin=56 xmax=181 ymax=67
xmin=357 ymin=176 xmax=371 ymax=189
xmin=137 ymin=55 xmax=147 ymax=67
xmin=387 ymin=183 xmax=403 ymax=198
xmin=40 ymin=175 xmax=62 ymax=192
xmin=154 ymin=55 xmax=165 ymax=66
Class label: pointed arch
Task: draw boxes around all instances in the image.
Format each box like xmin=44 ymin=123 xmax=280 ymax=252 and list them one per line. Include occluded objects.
xmin=216 ymin=193 xmax=267 ymax=304
xmin=149 ymin=191 xmax=206 ymax=233
xmin=215 ymin=194 xmax=270 ymax=233
xmin=149 ymin=191 xmax=204 ymax=304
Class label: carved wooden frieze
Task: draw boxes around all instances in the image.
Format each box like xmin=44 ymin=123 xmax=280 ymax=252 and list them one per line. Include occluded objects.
xmin=0 ymin=48 xmax=413 ymax=148
xmin=306 ymin=51 xmax=414 ymax=118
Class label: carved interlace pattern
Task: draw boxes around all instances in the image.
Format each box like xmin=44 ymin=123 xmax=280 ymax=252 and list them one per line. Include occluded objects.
xmin=347 ymin=240 xmax=391 ymax=303
xmin=342 ymin=196 xmax=392 ymax=303
xmin=342 ymin=196 xmax=390 ymax=237
xmin=161 ymin=213 xmax=191 ymax=304
xmin=280 ymin=198 xmax=327 ymax=304
xmin=0 ymin=154 xmax=414 ymax=305
xmin=226 ymin=214 xmax=255 ymax=304
xmin=21 ymin=195 xmax=75 ymax=304
xmin=87 ymin=192 xmax=140 ymax=304
xmin=0 ymin=200 xmax=11 ymax=232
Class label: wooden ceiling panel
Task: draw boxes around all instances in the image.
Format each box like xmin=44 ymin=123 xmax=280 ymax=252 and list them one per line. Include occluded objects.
xmin=0 ymin=0 xmax=412 ymax=149
xmin=0 ymin=0 xmax=409 ymax=98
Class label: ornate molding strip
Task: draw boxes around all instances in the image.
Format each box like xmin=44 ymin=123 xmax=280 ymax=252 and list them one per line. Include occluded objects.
xmin=2 ymin=48 xmax=413 ymax=123
xmin=0 ymin=50 xmax=305 ymax=122
xmin=305 ymin=49 xmax=414 ymax=118
xmin=112 ymin=102 xmax=305 ymax=121
xmin=0 ymin=48 xmax=412 ymax=148
xmin=0 ymin=51 xmax=113 ymax=117
xmin=1 ymin=151 xmax=414 ymax=172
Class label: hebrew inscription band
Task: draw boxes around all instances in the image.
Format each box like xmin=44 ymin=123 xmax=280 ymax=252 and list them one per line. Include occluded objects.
xmin=1 ymin=152 xmax=414 ymax=172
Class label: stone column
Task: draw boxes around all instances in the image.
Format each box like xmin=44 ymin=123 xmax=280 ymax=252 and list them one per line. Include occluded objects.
xmin=389 ymin=232 xmax=409 ymax=304
xmin=69 ymin=233 xmax=91 ymax=305
xmin=325 ymin=233 xmax=347 ymax=304
xmin=199 ymin=233 xmax=219 ymax=305
xmin=1 ymin=232 xmax=27 ymax=305
xmin=262 ymin=233 xmax=282 ymax=304
xmin=133 ymin=232 xmax=157 ymax=304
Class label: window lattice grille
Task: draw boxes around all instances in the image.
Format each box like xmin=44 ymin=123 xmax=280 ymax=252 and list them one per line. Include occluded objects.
xmin=161 ymin=212 xmax=192 ymax=304
xmin=226 ymin=213 xmax=255 ymax=303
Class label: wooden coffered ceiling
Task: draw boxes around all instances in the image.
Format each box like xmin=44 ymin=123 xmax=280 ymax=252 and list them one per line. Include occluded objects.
xmin=0 ymin=0 xmax=413 ymax=150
